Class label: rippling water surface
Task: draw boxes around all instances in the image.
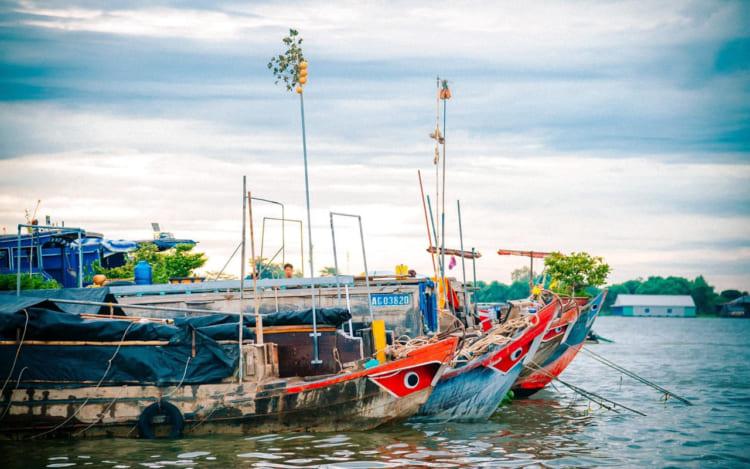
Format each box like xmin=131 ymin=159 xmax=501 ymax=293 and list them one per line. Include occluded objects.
xmin=2 ymin=317 xmax=749 ymax=468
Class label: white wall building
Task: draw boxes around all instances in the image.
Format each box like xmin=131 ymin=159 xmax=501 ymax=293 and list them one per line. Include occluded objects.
xmin=612 ymin=295 xmax=696 ymax=317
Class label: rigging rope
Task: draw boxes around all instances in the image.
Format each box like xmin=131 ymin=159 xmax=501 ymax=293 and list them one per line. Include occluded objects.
xmin=580 ymin=346 xmax=693 ymax=406
xmin=524 ymin=360 xmax=647 ymax=416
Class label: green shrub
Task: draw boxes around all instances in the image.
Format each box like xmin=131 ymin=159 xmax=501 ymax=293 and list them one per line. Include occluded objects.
xmin=0 ymin=273 xmax=60 ymax=291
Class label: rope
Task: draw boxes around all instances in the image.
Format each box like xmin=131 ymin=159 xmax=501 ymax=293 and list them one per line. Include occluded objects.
xmin=333 ymin=347 xmax=344 ymax=372
xmin=31 ymin=321 xmax=137 ymax=439
xmin=0 ymin=309 xmax=29 ymax=398
xmin=71 ymin=341 xmax=193 ymax=436
xmin=525 ymin=360 xmax=647 ymax=416
xmin=580 ymin=347 xmax=693 ymax=406
xmin=0 ymin=366 xmax=27 ymax=421
xmin=72 ymin=384 xmax=128 ymax=437
xmin=452 ymin=315 xmax=535 ymax=365
xmin=162 ymin=356 xmax=192 ymax=399
xmin=385 ymin=335 xmax=433 ymax=360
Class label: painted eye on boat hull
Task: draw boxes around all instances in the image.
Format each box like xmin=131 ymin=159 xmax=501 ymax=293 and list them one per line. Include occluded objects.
xmin=404 ymin=371 xmax=420 ymax=389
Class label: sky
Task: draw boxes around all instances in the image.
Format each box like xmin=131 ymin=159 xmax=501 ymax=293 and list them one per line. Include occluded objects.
xmin=0 ymin=0 xmax=748 ymax=292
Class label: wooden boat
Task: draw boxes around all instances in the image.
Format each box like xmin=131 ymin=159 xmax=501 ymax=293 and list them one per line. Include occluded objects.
xmin=0 ymin=293 xmax=458 ymax=439
xmin=511 ymin=290 xmax=608 ymax=397
xmin=95 ymin=275 xmax=558 ymax=421
xmin=414 ymin=294 xmax=557 ymax=421
xmin=509 ymin=294 xmax=581 ymax=386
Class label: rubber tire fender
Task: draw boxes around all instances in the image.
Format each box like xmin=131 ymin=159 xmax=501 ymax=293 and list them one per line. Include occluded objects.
xmin=138 ymin=400 xmax=184 ymax=439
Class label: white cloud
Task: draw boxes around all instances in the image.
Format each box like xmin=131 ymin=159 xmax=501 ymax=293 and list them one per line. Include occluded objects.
xmin=13 ymin=0 xmax=747 ymax=62
xmin=2 ymin=0 xmax=748 ymax=292
xmin=3 ymin=103 xmax=746 ymax=290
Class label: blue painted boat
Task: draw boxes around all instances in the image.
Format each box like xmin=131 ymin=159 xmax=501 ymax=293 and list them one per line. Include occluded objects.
xmin=0 ymin=225 xmax=196 ymax=288
xmin=512 ymin=290 xmax=608 ymax=397
xmin=414 ymin=295 xmax=558 ymax=421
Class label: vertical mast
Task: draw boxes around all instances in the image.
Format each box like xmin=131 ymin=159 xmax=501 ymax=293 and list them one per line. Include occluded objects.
xmin=239 ymin=176 xmax=246 ymax=382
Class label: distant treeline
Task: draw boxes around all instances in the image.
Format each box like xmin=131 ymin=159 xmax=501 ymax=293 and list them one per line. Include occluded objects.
xmin=472 ymin=275 xmax=747 ymax=315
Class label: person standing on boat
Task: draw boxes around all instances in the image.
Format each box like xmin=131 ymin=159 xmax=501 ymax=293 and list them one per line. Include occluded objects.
xmin=284 ymin=263 xmax=294 ymax=278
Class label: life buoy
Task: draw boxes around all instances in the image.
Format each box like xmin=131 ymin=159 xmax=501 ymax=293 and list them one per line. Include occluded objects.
xmin=138 ymin=400 xmax=184 ymax=439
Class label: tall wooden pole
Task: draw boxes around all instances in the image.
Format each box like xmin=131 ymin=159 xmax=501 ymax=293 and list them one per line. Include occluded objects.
xmin=248 ymin=191 xmax=263 ymax=346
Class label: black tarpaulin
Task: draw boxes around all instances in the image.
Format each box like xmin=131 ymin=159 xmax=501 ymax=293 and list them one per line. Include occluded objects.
xmin=0 ymin=302 xmax=244 ymax=387
xmin=0 ymin=293 xmax=350 ymax=389
xmin=245 ymin=307 xmax=351 ymax=328
xmin=0 ymin=288 xmax=117 ymax=315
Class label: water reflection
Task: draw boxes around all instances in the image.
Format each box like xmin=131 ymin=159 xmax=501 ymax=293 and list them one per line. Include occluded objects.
xmin=5 ymin=395 xmax=603 ymax=468
xmin=1 ymin=318 xmax=747 ymax=468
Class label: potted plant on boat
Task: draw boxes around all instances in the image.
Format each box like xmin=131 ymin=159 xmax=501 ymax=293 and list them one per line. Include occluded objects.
xmin=543 ymin=251 xmax=610 ymax=305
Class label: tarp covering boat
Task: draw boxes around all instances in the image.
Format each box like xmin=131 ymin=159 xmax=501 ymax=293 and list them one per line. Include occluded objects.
xmin=0 ymin=300 xmax=241 ymax=387
xmin=245 ymin=307 xmax=351 ymax=328
xmin=0 ymin=288 xmax=117 ymax=315
xmin=0 ymin=291 xmax=352 ymax=389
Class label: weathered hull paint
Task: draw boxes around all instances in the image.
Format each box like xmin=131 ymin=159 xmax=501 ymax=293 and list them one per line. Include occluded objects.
xmin=512 ymin=291 xmax=607 ymax=397
xmin=514 ymin=303 xmax=578 ymax=382
xmin=0 ymin=338 xmax=457 ymax=439
xmin=414 ymin=299 xmax=556 ymax=421
xmin=0 ymin=379 xmax=424 ymax=438
xmin=414 ymin=358 xmax=525 ymax=421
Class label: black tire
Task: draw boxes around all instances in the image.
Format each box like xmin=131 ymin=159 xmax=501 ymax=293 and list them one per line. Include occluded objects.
xmin=138 ymin=401 xmax=184 ymax=439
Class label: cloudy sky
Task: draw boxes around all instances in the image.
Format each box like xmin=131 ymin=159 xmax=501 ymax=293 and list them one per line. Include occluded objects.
xmin=1 ymin=0 xmax=748 ymax=291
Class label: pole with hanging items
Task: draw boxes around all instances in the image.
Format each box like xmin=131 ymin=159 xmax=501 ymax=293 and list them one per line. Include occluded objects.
xmin=268 ymin=30 xmax=320 ymax=365
xmin=439 ymin=78 xmax=450 ymax=293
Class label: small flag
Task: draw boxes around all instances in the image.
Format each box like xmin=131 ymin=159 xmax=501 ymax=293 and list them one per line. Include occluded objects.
xmin=448 ymin=256 xmax=456 ymax=270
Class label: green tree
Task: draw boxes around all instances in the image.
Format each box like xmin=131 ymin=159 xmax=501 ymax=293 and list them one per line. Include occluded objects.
xmin=719 ymin=289 xmax=743 ymax=301
xmin=602 ymin=275 xmax=726 ymax=315
xmin=319 ymin=266 xmax=337 ymax=276
xmin=602 ymin=283 xmax=631 ymax=311
xmin=690 ymin=275 xmax=716 ymax=315
xmin=164 ymin=244 xmax=208 ymax=279
xmin=544 ymin=251 xmax=611 ymax=296
xmin=622 ymin=279 xmax=643 ymax=293
xmin=635 ymin=276 xmax=691 ymax=295
xmin=474 ymin=280 xmax=510 ymax=303
xmin=507 ymin=281 xmax=530 ymax=301
xmin=511 ymin=266 xmax=530 ymax=284
xmin=92 ymin=244 xmax=207 ymax=284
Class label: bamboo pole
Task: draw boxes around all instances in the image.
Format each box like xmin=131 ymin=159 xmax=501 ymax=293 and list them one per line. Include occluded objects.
xmin=239 ymin=177 xmax=246 ymax=382
xmin=418 ymin=170 xmax=439 ymax=282
xmin=248 ymin=191 xmax=263 ymax=346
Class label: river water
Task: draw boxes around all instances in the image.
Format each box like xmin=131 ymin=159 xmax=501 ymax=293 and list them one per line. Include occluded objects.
xmin=2 ymin=316 xmax=748 ymax=468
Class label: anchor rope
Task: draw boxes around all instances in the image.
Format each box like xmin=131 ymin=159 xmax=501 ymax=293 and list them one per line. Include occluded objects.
xmin=580 ymin=346 xmax=693 ymax=406
xmin=524 ymin=360 xmax=647 ymax=416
